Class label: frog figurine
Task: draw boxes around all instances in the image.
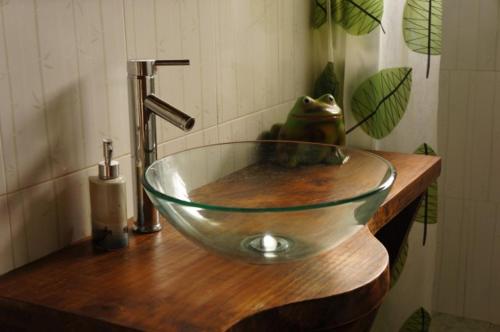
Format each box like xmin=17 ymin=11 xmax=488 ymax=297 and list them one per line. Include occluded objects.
xmin=263 ymin=94 xmax=348 ymax=167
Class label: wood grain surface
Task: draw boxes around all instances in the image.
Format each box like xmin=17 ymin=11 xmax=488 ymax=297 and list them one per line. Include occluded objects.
xmin=189 ymin=148 xmax=392 ymax=209
xmin=0 ymin=151 xmax=441 ymax=332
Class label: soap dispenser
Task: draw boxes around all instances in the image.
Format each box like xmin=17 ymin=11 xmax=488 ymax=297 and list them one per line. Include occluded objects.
xmin=89 ymin=139 xmax=128 ymax=250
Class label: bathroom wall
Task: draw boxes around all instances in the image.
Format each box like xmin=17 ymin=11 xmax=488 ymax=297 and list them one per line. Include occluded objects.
xmin=0 ymin=0 xmax=317 ymax=275
xmin=435 ymin=0 xmax=500 ymax=325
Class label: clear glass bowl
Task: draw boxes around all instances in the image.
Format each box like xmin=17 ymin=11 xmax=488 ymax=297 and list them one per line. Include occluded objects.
xmin=144 ymin=141 xmax=396 ymax=263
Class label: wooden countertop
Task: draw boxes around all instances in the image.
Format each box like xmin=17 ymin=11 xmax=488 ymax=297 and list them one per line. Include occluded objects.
xmin=0 ymin=151 xmax=441 ymax=332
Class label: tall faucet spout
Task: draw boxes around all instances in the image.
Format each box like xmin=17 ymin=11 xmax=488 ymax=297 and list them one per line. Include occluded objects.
xmin=127 ymin=59 xmax=193 ymax=233
xmin=145 ymin=94 xmax=195 ymax=131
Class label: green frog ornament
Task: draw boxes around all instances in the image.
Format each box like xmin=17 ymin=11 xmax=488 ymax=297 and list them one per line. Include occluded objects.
xmin=262 ymin=94 xmax=348 ymax=167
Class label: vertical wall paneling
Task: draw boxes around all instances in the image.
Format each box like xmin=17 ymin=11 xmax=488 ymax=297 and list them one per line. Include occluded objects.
xmin=2 ymin=1 xmax=52 ymax=188
xmin=0 ymin=0 xmax=314 ymax=276
xmin=203 ymin=126 xmax=219 ymax=145
xmin=185 ymin=131 xmax=206 ymax=189
xmin=434 ymin=69 xmax=449 ymax=310
xmin=180 ymin=0 xmax=202 ymax=132
xmin=292 ymin=0 xmax=313 ymax=97
xmin=101 ymin=0 xmax=130 ymax=157
xmin=185 ymin=131 xmax=203 ymax=149
xmin=464 ymin=202 xmax=496 ymax=321
xmin=244 ymin=112 xmax=264 ymax=141
xmin=456 ymin=0 xmax=479 ymax=70
xmin=464 ymin=72 xmax=494 ymax=201
xmin=154 ymin=0 xmax=186 ymax=143
xmin=234 ymin=0 xmax=255 ymax=117
xmin=230 ymin=119 xmax=247 ymax=170
xmin=122 ymin=0 xmax=136 ymax=59
xmin=6 ymin=192 xmax=28 ymax=268
xmin=74 ymin=0 xmax=111 ymax=166
xmin=476 ymin=0 xmax=498 ymax=71
xmin=0 ymin=1 xmax=7 ymax=194
xmin=216 ymin=0 xmax=238 ymax=123
xmin=251 ymin=0 xmax=267 ymax=112
xmin=22 ymin=181 xmax=59 ymax=261
xmin=218 ymin=121 xmax=232 ymax=143
xmin=489 ymin=73 xmax=500 ymax=202
xmin=0 ymin=6 xmax=18 ymax=193
xmin=278 ymin=0 xmax=295 ymax=103
xmin=440 ymin=0 xmax=459 ymax=70
xmin=261 ymin=102 xmax=290 ymax=132
xmin=436 ymin=198 xmax=466 ymax=315
xmin=490 ymin=206 xmax=500 ymax=323
xmin=0 ymin=196 xmax=13 ymax=275
xmin=443 ymin=70 xmax=469 ymax=198
xmin=437 ymin=0 xmax=500 ymax=324
xmin=217 ymin=122 xmax=236 ymax=177
xmin=157 ymin=137 xmax=187 ymax=159
xmin=497 ymin=8 xmax=500 ymax=72
xmin=264 ymin=0 xmax=279 ymax=108
xmin=197 ymin=0 xmax=218 ymax=128
xmin=437 ymin=70 xmax=449 ymax=164
xmin=36 ymin=0 xmax=85 ymax=178
xmin=230 ymin=117 xmax=246 ymax=142
xmin=54 ymin=170 xmax=91 ymax=247
xmin=0 ymin=142 xmax=5 ymax=195
xmin=130 ymin=0 xmax=156 ymax=58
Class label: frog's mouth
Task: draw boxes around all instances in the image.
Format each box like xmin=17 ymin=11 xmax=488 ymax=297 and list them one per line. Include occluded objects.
xmin=292 ymin=105 xmax=342 ymax=120
xmin=291 ymin=113 xmax=342 ymax=120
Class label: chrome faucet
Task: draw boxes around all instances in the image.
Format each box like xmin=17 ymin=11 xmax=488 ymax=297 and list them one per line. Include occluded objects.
xmin=127 ymin=59 xmax=195 ymax=233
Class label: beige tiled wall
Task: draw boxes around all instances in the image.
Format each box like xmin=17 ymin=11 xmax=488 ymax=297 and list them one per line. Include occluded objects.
xmin=0 ymin=0 xmax=316 ymax=274
xmin=435 ymin=0 xmax=500 ymax=325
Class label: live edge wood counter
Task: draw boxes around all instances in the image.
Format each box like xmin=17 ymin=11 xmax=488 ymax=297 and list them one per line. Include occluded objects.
xmin=0 ymin=151 xmax=440 ymax=332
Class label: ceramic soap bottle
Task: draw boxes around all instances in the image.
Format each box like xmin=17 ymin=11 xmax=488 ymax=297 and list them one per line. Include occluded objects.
xmin=89 ymin=139 xmax=128 ymax=250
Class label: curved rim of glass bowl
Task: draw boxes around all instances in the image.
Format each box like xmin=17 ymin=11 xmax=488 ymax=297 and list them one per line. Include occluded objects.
xmin=142 ymin=140 xmax=397 ymax=213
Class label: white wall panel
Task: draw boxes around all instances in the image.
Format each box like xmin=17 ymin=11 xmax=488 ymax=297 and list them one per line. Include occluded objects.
xmin=464 ymin=202 xmax=497 ymax=321
xmin=437 ymin=0 xmax=500 ymax=324
xmin=154 ymin=0 xmax=185 ymax=143
xmin=74 ymin=0 xmax=110 ymax=167
xmin=456 ymin=0 xmax=479 ymax=70
xmin=101 ymin=0 xmax=130 ymax=157
xmin=198 ymin=0 xmax=218 ymax=128
xmin=0 ymin=196 xmax=13 ymax=274
xmin=37 ymin=0 xmax=85 ymax=177
xmin=22 ymin=181 xmax=59 ymax=261
xmin=54 ymin=170 xmax=90 ymax=247
xmin=0 ymin=7 xmax=19 ymax=193
xmin=3 ymin=0 xmax=52 ymax=188
xmin=0 ymin=0 xmax=314 ymax=278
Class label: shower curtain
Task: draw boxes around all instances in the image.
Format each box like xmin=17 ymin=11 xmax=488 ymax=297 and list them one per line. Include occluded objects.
xmin=313 ymin=0 xmax=442 ymax=332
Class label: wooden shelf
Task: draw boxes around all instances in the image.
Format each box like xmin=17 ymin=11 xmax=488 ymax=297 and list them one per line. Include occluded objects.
xmin=0 ymin=150 xmax=440 ymax=332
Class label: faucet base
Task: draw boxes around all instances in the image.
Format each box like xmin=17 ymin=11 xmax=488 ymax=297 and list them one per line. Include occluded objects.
xmin=133 ymin=223 xmax=162 ymax=234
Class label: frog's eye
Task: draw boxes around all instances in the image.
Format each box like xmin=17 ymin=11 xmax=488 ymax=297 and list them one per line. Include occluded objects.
xmin=302 ymin=97 xmax=312 ymax=105
xmin=327 ymin=95 xmax=334 ymax=103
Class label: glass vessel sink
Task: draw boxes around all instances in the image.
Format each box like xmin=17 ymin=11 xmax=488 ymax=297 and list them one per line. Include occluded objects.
xmin=144 ymin=141 xmax=396 ymax=263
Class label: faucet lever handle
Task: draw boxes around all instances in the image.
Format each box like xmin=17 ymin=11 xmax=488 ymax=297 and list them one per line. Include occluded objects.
xmin=155 ymin=59 xmax=190 ymax=67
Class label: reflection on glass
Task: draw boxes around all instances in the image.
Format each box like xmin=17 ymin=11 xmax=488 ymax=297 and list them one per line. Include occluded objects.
xmin=144 ymin=141 xmax=395 ymax=263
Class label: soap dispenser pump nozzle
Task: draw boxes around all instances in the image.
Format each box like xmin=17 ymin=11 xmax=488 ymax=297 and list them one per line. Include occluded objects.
xmin=98 ymin=139 xmax=119 ymax=180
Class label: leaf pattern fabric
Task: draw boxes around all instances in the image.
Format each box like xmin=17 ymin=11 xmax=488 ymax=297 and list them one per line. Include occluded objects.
xmin=414 ymin=143 xmax=438 ymax=245
xmin=390 ymin=238 xmax=408 ymax=288
xmin=313 ymin=0 xmax=384 ymax=35
xmin=313 ymin=62 xmax=343 ymax=107
xmin=311 ymin=1 xmax=440 ymax=329
xmin=400 ymin=307 xmax=431 ymax=332
xmin=349 ymin=67 xmax=412 ymax=139
xmin=403 ymin=0 xmax=442 ymax=77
